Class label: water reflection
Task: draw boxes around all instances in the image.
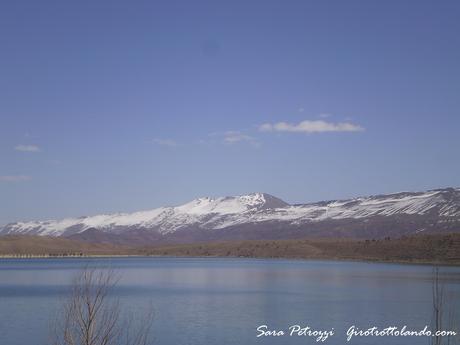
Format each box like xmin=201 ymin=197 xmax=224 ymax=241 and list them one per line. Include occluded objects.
xmin=0 ymin=258 xmax=459 ymax=345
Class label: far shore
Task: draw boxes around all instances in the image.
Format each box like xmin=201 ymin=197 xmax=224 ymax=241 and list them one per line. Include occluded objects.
xmin=1 ymin=254 xmax=459 ymax=267
xmin=1 ymin=233 xmax=459 ymax=266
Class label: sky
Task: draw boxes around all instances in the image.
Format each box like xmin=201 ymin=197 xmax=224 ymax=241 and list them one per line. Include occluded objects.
xmin=1 ymin=0 xmax=459 ymax=225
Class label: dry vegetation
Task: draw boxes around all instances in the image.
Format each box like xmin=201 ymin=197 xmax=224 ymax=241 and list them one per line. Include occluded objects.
xmin=0 ymin=235 xmax=131 ymax=257
xmin=1 ymin=233 xmax=460 ymax=265
xmin=140 ymin=233 xmax=460 ymax=265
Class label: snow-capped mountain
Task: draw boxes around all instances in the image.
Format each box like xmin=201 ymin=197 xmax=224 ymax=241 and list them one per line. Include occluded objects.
xmin=1 ymin=193 xmax=288 ymax=236
xmin=1 ymin=188 xmax=460 ymax=244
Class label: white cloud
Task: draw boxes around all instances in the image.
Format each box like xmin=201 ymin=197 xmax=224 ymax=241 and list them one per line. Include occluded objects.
xmin=152 ymin=138 xmax=178 ymax=147
xmin=15 ymin=144 xmax=41 ymax=152
xmin=258 ymin=123 xmax=273 ymax=132
xmin=259 ymin=120 xmax=364 ymax=133
xmin=223 ymin=131 xmax=260 ymax=147
xmin=318 ymin=113 xmax=331 ymax=118
xmin=223 ymin=131 xmax=252 ymax=143
xmin=0 ymin=175 xmax=31 ymax=182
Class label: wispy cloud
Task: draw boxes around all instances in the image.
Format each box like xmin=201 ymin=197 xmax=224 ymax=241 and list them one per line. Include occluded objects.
xmin=223 ymin=131 xmax=260 ymax=147
xmin=259 ymin=120 xmax=364 ymax=133
xmin=15 ymin=144 xmax=41 ymax=152
xmin=223 ymin=131 xmax=252 ymax=143
xmin=152 ymin=138 xmax=178 ymax=147
xmin=0 ymin=175 xmax=31 ymax=182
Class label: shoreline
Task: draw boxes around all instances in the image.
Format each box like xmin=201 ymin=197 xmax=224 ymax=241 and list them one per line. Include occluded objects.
xmin=1 ymin=253 xmax=459 ymax=267
xmin=1 ymin=233 xmax=459 ymax=267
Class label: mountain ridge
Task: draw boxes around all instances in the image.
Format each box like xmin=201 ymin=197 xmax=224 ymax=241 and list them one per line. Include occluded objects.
xmin=2 ymin=188 xmax=460 ymax=244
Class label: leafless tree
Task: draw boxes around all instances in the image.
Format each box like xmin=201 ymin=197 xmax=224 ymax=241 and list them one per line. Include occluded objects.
xmin=51 ymin=267 xmax=153 ymax=345
xmin=431 ymin=267 xmax=459 ymax=345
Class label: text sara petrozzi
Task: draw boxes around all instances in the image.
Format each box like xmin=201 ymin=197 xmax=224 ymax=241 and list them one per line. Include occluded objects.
xmin=256 ymin=325 xmax=334 ymax=342
xmin=256 ymin=325 xmax=458 ymax=342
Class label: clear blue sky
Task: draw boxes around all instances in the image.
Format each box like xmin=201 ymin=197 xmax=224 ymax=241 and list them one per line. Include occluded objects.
xmin=1 ymin=0 xmax=459 ymax=224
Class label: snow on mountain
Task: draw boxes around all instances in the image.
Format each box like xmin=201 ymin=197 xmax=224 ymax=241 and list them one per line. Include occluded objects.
xmin=175 ymin=192 xmax=285 ymax=215
xmin=1 ymin=193 xmax=287 ymax=236
xmin=1 ymin=189 xmax=459 ymax=238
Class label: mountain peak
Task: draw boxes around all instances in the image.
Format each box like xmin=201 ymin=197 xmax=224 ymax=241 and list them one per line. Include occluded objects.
xmin=237 ymin=192 xmax=289 ymax=209
xmin=176 ymin=192 xmax=288 ymax=215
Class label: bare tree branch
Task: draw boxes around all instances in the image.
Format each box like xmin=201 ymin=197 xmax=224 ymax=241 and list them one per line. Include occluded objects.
xmin=51 ymin=266 xmax=154 ymax=345
xmin=431 ymin=267 xmax=459 ymax=345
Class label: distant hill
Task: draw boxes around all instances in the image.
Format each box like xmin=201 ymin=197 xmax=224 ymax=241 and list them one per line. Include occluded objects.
xmin=1 ymin=188 xmax=459 ymax=245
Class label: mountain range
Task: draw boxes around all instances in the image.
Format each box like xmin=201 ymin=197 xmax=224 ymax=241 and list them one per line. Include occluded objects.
xmin=1 ymin=188 xmax=459 ymax=245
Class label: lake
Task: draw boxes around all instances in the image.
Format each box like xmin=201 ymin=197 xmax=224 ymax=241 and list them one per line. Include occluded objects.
xmin=0 ymin=257 xmax=459 ymax=345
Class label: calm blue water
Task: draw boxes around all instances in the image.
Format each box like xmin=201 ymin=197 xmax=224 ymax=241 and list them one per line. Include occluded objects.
xmin=0 ymin=257 xmax=459 ymax=345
